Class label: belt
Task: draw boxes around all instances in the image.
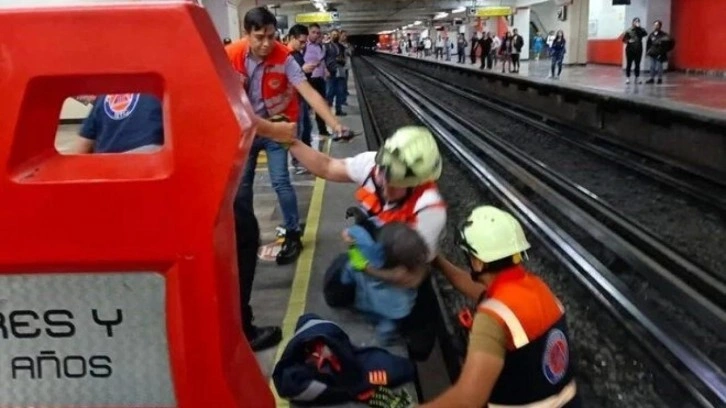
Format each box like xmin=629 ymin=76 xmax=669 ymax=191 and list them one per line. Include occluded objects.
xmin=488 ymin=381 xmax=577 ymax=408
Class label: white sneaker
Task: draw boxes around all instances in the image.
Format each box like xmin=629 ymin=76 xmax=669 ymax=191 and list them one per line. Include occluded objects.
xmin=547 ymin=74 xmax=553 ymax=79
xmin=625 ymin=78 xmax=631 ymax=84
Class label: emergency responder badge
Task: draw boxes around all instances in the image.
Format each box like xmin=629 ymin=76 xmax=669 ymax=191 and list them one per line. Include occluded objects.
xmin=542 ymin=328 xmax=568 ymax=384
xmin=103 ymin=93 xmax=140 ymax=120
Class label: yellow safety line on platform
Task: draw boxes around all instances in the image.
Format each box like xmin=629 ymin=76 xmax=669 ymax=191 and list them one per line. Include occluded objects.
xmin=270 ymin=138 xmax=331 ymax=407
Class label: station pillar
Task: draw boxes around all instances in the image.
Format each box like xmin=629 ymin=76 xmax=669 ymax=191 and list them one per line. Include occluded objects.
xmin=562 ymin=0 xmax=589 ymax=65
xmin=200 ymin=0 xmax=242 ymax=40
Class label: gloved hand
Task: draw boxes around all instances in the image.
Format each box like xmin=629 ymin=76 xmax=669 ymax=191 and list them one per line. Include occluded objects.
xmin=368 ymin=387 xmax=413 ymax=408
xmin=348 ymin=246 xmax=369 ymax=271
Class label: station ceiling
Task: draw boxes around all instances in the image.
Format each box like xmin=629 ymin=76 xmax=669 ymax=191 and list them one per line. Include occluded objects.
xmin=255 ymin=0 xmax=511 ymax=35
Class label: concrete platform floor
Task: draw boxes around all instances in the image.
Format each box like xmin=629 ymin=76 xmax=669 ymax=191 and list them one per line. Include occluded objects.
xmin=392 ymin=52 xmax=726 ymax=114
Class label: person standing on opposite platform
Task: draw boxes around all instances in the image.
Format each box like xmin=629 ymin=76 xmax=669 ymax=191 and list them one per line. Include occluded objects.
xmin=456 ymin=33 xmax=468 ymax=64
xmin=500 ymin=32 xmax=514 ymax=74
xmin=511 ymin=28 xmax=525 ymax=73
xmin=622 ymin=17 xmax=648 ymax=84
xmin=533 ymin=32 xmax=544 ymax=61
xmin=479 ymin=32 xmax=493 ymax=70
xmin=470 ymin=32 xmax=479 ymax=65
xmin=288 ymin=126 xmax=446 ymax=289
xmin=422 ymin=206 xmax=580 ymax=408
xmin=225 ymin=7 xmax=346 ymax=266
xmin=645 ymin=20 xmax=675 ymax=85
xmin=549 ymin=30 xmax=566 ymax=80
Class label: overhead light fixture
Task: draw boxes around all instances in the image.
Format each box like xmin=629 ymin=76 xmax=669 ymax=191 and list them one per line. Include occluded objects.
xmin=311 ymin=0 xmax=326 ymax=11
xmin=413 ymin=20 xmax=422 ymax=25
xmin=452 ymin=7 xmax=466 ymax=13
xmin=434 ymin=12 xmax=448 ymax=20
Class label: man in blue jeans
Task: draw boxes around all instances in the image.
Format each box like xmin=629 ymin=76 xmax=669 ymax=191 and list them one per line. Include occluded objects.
xmin=324 ymin=28 xmax=347 ymax=116
xmin=227 ymin=7 xmax=345 ymax=266
xmin=288 ymin=24 xmax=315 ymax=175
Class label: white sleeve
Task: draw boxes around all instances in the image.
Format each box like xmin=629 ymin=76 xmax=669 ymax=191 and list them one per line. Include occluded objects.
xmin=414 ymin=206 xmax=447 ymax=262
xmin=344 ymin=151 xmax=377 ymax=186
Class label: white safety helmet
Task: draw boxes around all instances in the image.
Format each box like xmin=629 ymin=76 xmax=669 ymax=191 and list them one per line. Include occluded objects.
xmin=375 ymin=126 xmax=442 ymax=188
xmin=457 ymin=206 xmax=531 ymax=263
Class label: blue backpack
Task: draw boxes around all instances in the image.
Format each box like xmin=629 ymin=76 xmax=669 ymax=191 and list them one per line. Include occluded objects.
xmin=272 ymin=313 xmax=415 ymax=405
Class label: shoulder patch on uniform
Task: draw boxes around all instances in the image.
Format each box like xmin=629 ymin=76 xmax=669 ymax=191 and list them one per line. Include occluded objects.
xmin=103 ymin=93 xmax=140 ymax=120
xmin=542 ymin=328 xmax=568 ymax=385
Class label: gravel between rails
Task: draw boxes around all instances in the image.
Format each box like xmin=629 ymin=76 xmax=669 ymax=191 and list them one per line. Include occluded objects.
xmin=354 ymin=59 xmax=688 ymax=408
xmin=376 ymin=58 xmax=726 ymax=369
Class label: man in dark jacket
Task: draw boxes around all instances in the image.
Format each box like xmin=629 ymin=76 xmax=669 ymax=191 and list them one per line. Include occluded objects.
xmin=479 ymin=33 xmax=493 ymax=70
xmin=511 ymin=28 xmax=525 ymax=73
xmin=646 ymin=20 xmax=674 ymax=84
xmin=622 ymin=17 xmax=648 ymax=84
xmin=324 ymin=28 xmax=348 ymax=116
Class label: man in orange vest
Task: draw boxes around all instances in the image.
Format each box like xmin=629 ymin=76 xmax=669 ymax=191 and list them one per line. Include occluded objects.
xmin=226 ymin=6 xmax=345 ymax=266
xmin=289 ymin=126 xmax=446 ymax=288
xmin=423 ymin=206 xmax=579 ymax=407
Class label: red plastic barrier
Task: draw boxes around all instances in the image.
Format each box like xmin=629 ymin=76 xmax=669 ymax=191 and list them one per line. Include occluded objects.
xmin=0 ymin=2 xmax=273 ymax=407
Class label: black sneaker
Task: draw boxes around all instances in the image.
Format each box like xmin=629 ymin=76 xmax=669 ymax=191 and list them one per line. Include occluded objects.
xmin=335 ymin=111 xmax=347 ymax=117
xmin=645 ymin=78 xmax=655 ymax=84
xmin=276 ymin=228 xmax=302 ymax=265
xmin=246 ymin=325 xmax=282 ymax=352
xmin=657 ymin=78 xmax=663 ymax=84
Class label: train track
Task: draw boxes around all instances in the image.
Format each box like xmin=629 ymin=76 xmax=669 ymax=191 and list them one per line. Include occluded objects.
xmin=380 ymin=55 xmax=726 ymax=201
xmin=358 ymin=56 xmax=726 ymax=408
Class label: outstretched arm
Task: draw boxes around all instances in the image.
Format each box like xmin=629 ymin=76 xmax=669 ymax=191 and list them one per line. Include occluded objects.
xmin=295 ymin=80 xmax=343 ymax=134
xmin=432 ymin=254 xmax=485 ymax=302
xmin=287 ymin=139 xmax=353 ymax=182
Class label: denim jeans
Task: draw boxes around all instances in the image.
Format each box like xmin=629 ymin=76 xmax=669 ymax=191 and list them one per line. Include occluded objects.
xmin=237 ymin=137 xmax=300 ymax=232
xmin=649 ymin=56 xmax=664 ymax=80
xmin=293 ymin=99 xmax=312 ymax=167
xmin=326 ymin=76 xmax=346 ymax=113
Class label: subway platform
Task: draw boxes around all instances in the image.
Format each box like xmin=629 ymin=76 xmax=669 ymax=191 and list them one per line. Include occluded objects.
xmin=391 ymin=51 xmax=726 ymax=116
xmin=377 ymin=51 xmax=726 ymax=180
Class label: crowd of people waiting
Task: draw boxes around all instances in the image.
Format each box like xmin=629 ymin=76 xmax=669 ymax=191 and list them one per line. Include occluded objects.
xmin=396 ymin=19 xmax=674 ymax=84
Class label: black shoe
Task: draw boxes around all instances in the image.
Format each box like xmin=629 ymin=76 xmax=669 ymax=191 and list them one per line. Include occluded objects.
xmin=276 ymin=229 xmax=302 ymax=265
xmin=657 ymin=78 xmax=663 ymax=84
xmin=246 ymin=325 xmax=282 ymax=352
xmin=645 ymin=78 xmax=655 ymax=84
xmin=336 ymin=111 xmax=347 ymax=116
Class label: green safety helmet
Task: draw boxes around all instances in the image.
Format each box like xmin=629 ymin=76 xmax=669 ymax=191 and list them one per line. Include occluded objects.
xmin=375 ymin=126 xmax=442 ymax=188
xmin=457 ymin=206 xmax=531 ymax=263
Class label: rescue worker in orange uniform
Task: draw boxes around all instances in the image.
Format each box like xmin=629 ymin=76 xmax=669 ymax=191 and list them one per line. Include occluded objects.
xmin=225 ymin=6 xmax=346 ymax=266
xmin=288 ymin=126 xmax=446 ymax=288
xmin=423 ymin=206 xmax=579 ymax=408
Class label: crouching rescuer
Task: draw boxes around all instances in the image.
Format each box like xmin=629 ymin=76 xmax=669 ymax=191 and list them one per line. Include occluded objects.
xmin=289 ymin=126 xmax=446 ymax=290
xmin=423 ymin=206 xmax=580 ymax=408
